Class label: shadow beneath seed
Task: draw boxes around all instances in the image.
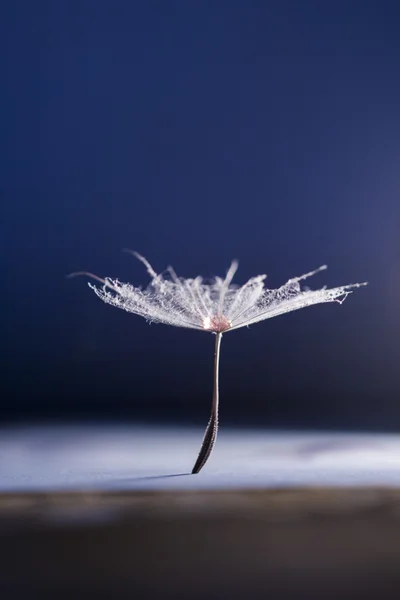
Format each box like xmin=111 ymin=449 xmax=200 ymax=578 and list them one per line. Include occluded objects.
xmin=109 ymin=472 xmax=191 ymax=483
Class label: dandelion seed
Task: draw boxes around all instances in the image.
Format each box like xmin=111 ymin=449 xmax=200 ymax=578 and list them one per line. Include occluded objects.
xmin=69 ymin=253 xmax=367 ymax=474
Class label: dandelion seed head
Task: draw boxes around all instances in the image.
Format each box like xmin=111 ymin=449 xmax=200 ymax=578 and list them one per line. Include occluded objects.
xmin=69 ymin=253 xmax=368 ymax=475
xmin=72 ymin=253 xmax=367 ymax=333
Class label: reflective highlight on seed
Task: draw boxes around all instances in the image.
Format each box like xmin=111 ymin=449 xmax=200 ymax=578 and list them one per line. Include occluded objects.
xmin=203 ymin=315 xmax=232 ymax=333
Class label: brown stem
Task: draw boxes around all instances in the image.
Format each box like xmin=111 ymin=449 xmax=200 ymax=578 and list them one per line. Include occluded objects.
xmin=191 ymin=332 xmax=222 ymax=474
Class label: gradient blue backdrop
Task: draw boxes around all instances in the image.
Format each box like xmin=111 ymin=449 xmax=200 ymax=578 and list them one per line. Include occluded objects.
xmin=2 ymin=1 xmax=400 ymax=428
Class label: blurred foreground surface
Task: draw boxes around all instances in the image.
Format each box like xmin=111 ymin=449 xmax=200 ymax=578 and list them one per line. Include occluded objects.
xmin=3 ymin=424 xmax=400 ymax=491
xmin=2 ymin=425 xmax=400 ymax=599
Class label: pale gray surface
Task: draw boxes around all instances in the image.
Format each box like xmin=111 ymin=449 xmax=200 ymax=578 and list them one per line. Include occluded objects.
xmin=1 ymin=424 xmax=400 ymax=492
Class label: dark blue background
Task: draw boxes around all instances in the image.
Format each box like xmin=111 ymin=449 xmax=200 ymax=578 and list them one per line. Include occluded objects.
xmin=2 ymin=1 xmax=400 ymax=429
